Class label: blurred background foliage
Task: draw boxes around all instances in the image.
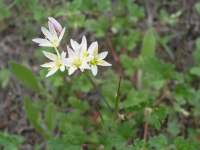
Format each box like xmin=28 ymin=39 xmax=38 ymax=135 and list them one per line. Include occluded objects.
xmin=1 ymin=0 xmax=200 ymax=149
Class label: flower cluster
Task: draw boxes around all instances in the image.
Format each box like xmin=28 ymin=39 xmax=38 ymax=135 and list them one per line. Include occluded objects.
xmin=32 ymin=17 xmax=112 ymax=77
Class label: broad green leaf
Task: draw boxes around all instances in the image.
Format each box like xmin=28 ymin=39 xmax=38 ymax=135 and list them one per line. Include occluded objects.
xmin=190 ymin=67 xmax=200 ymax=76
xmin=49 ymin=129 xmax=86 ymax=150
xmin=24 ymin=97 xmax=44 ymax=132
xmin=141 ymin=29 xmax=156 ymax=57
xmin=0 ymin=4 xmax=11 ymax=21
xmin=149 ymin=106 xmax=167 ymax=130
xmin=9 ymin=61 xmax=41 ymax=91
xmin=68 ymin=97 xmax=89 ymax=111
xmin=0 ymin=69 xmax=9 ymax=88
xmin=149 ymin=134 xmax=167 ymax=150
xmin=45 ymin=103 xmax=56 ymax=133
xmin=0 ymin=132 xmax=24 ymax=148
xmin=174 ymin=137 xmax=195 ymax=150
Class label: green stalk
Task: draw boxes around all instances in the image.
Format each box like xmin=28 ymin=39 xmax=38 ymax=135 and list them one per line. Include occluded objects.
xmin=112 ymin=77 xmax=122 ymax=125
xmin=84 ymin=73 xmax=112 ymax=112
xmin=95 ymin=103 xmax=105 ymax=125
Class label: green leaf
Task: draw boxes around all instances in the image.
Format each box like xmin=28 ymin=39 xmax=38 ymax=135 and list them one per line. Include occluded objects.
xmin=149 ymin=106 xmax=167 ymax=130
xmin=190 ymin=67 xmax=200 ymax=76
xmin=174 ymin=137 xmax=195 ymax=150
xmin=68 ymin=97 xmax=89 ymax=111
xmin=133 ymin=139 xmax=151 ymax=149
xmin=0 ymin=69 xmax=9 ymax=88
xmin=195 ymin=2 xmax=200 ymax=14
xmin=148 ymin=134 xmax=167 ymax=150
xmin=0 ymin=4 xmax=11 ymax=21
xmin=45 ymin=103 xmax=56 ymax=133
xmin=0 ymin=132 xmax=24 ymax=148
xmin=9 ymin=61 xmax=41 ymax=91
xmin=24 ymin=97 xmax=44 ymax=132
xmin=49 ymin=129 xmax=86 ymax=150
xmin=141 ymin=29 xmax=156 ymax=57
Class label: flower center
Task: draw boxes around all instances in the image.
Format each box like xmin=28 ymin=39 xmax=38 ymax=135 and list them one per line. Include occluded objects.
xmin=89 ymin=57 xmax=98 ymax=65
xmin=74 ymin=58 xmax=82 ymax=67
xmin=83 ymin=51 xmax=89 ymax=58
xmin=55 ymin=62 xmax=62 ymax=67
xmin=52 ymin=39 xmax=58 ymax=47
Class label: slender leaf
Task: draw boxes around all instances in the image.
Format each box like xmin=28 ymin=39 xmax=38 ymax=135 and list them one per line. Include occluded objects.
xmin=24 ymin=97 xmax=44 ymax=132
xmin=9 ymin=61 xmax=41 ymax=91
xmin=141 ymin=29 xmax=156 ymax=57
xmin=45 ymin=103 xmax=56 ymax=133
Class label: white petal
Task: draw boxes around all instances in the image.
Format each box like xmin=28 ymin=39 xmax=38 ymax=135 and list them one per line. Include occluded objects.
xmin=62 ymin=58 xmax=72 ymax=66
xmin=41 ymin=62 xmax=55 ymax=67
xmin=32 ymin=38 xmax=48 ymax=44
xmin=98 ymin=51 xmax=108 ymax=60
xmin=91 ymin=65 xmax=98 ymax=76
xmin=88 ymin=41 xmax=98 ymax=54
xmin=83 ymin=56 xmax=94 ymax=62
xmin=48 ymin=21 xmax=58 ymax=41
xmin=61 ymin=51 xmax=66 ymax=58
xmin=42 ymin=51 xmax=57 ymax=61
xmin=39 ymin=42 xmax=54 ymax=47
xmin=81 ymin=36 xmax=87 ymax=50
xmin=98 ymin=60 xmax=112 ymax=66
xmin=46 ymin=67 xmax=59 ymax=77
xmin=80 ymin=62 xmax=90 ymax=70
xmin=59 ymin=27 xmax=65 ymax=42
xmin=67 ymin=46 xmax=75 ymax=57
xmin=41 ymin=27 xmax=54 ymax=42
xmin=70 ymin=39 xmax=80 ymax=51
xmin=48 ymin=17 xmax=63 ymax=34
xmin=60 ymin=65 xmax=65 ymax=72
xmin=68 ymin=67 xmax=77 ymax=75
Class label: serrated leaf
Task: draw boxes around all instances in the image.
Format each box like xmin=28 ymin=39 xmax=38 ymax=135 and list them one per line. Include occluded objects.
xmin=149 ymin=134 xmax=167 ymax=150
xmin=24 ymin=97 xmax=44 ymax=133
xmin=49 ymin=130 xmax=86 ymax=150
xmin=9 ymin=61 xmax=41 ymax=91
xmin=174 ymin=137 xmax=195 ymax=150
xmin=45 ymin=103 xmax=56 ymax=133
xmin=141 ymin=29 xmax=156 ymax=57
xmin=149 ymin=106 xmax=167 ymax=130
xmin=0 ymin=132 xmax=24 ymax=148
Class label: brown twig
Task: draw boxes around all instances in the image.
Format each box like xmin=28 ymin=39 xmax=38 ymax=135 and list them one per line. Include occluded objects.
xmin=0 ymin=92 xmax=12 ymax=128
xmin=104 ymin=33 xmax=124 ymax=79
xmin=143 ymin=112 xmax=149 ymax=142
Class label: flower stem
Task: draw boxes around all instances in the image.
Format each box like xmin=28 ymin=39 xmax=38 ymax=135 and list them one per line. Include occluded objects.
xmin=112 ymin=77 xmax=121 ymax=125
xmin=85 ymin=73 xmax=112 ymax=112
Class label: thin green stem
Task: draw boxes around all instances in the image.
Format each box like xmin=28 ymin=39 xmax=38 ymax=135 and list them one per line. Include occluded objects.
xmin=95 ymin=103 xmax=105 ymax=125
xmin=112 ymin=77 xmax=121 ymax=125
xmin=85 ymin=73 xmax=112 ymax=112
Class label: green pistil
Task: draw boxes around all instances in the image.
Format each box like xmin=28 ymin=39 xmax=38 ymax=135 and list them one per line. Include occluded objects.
xmin=55 ymin=62 xmax=62 ymax=67
xmin=83 ymin=52 xmax=89 ymax=58
xmin=74 ymin=59 xmax=82 ymax=67
xmin=89 ymin=57 xmax=98 ymax=65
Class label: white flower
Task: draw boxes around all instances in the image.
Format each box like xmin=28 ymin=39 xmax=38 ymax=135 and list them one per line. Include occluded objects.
xmin=70 ymin=36 xmax=94 ymax=59
xmin=48 ymin=17 xmax=63 ymax=34
xmin=32 ymin=21 xmax=65 ymax=47
xmin=88 ymin=42 xmax=112 ymax=76
xmin=62 ymin=46 xmax=94 ymax=75
xmin=41 ymin=50 xmax=66 ymax=77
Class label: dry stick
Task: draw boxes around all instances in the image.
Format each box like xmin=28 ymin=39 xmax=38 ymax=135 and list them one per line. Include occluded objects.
xmin=104 ymin=33 xmax=124 ymax=79
xmin=85 ymin=73 xmax=112 ymax=112
xmin=143 ymin=112 xmax=150 ymax=142
xmin=0 ymin=92 xmax=12 ymax=128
